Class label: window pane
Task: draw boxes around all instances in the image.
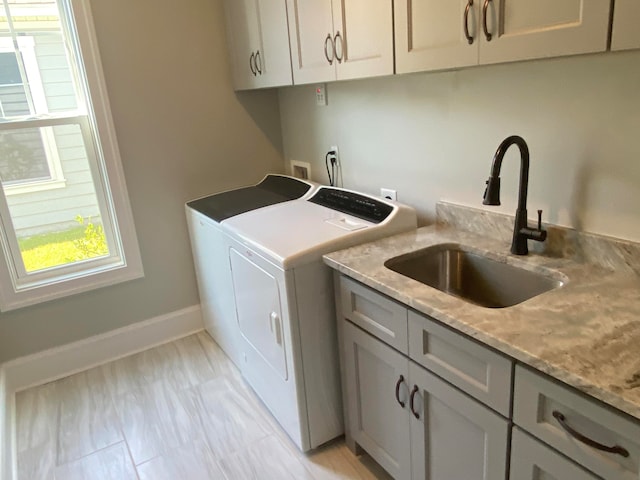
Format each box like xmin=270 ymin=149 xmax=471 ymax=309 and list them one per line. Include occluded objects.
xmin=2 ymin=0 xmax=62 ymax=33
xmin=2 ymin=123 xmax=110 ymax=273
xmin=0 ymin=128 xmax=50 ymax=183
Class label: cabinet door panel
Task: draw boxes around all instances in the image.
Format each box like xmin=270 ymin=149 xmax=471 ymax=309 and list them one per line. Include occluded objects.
xmin=334 ymin=0 xmax=394 ymax=80
xmin=256 ymin=0 xmax=294 ymax=88
xmin=224 ymin=0 xmax=293 ymax=90
xmin=394 ymin=0 xmax=479 ymax=73
xmin=514 ymin=366 xmax=640 ymax=480
xmin=224 ymin=0 xmax=259 ymax=90
xmin=342 ymin=321 xmax=411 ymax=480
xmin=409 ymin=361 xmax=509 ymax=480
xmin=511 ymin=428 xmax=599 ymax=480
xmin=408 ymin=311 xmax=512 ymax=416
xmin=480 ymin=0 xmax=610 ymax=64
xmin=611 ymin=0 xmax=640 ymax=51
xmin=286 ymin=0 xmax=336 ymax=84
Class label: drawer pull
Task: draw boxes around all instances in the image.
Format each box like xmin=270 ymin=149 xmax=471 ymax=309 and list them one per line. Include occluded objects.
xmin=410 ymin=385 xmax=420 ymax=419
xmin=552 ymin=411 xmax=630 ymax=458
xmin=395 ymin=375 xmax=406 ymax=408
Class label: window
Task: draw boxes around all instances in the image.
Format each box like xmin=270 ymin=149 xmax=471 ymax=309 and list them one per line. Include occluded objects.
xmin=0 ymin=0 xmax=143 ymax=310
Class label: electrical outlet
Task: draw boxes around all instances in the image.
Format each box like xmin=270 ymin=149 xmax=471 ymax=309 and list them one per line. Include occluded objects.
xmin=329 ymin=145 xmax=339 ymax=166
xmin=380 ymin=188 xmax=397 ymax=201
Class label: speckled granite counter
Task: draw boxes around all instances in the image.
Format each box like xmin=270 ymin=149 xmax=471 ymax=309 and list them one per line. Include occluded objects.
xmin=323 ymin=204 xmax=640 ymax=422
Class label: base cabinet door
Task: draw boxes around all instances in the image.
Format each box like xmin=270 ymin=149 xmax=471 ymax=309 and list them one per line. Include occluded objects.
xmin=408 ymin=361 xmax=509 ymax=480
xmin=510 ymin=428 xmax=599 ymax=480
xmin=342 ymin=321 xmax=411 ymax=480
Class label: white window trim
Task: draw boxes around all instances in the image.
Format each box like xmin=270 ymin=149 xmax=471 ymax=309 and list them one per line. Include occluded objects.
xmin=0 ymin=36 xmax=67 ymax=195
xmin=0 ymin=0 xmax=144 ymax=311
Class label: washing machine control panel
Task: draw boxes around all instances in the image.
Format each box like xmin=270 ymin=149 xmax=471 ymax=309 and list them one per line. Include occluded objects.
xmin=308 ymin=187 xmax=393 ymax=224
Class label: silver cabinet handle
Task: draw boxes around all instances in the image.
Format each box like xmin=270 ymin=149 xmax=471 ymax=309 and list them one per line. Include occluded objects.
xmin=482 ymin=0 xmax=492 ymax=41
xmin=255 ymin=50 xmax=262 ymax=75
xmin=464 ymin=0 xmax=474 ymax=45
xmin=249 ymin=52 xmax=257 ymax=75
xmin=333 ymin=31 xmax=344 ymax=63
xmin=324 ymin=33 xmax=334 ymax=65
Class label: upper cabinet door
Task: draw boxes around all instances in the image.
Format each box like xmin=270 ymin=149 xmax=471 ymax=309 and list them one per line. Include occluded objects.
xmin=333 ymin=0 xmax=394 ymax=81
xmin=286 ymin=0 xmax=337 ymax=85
xmin=395 ymin=0 xmax=480 ymax=74
xmin=224 ymin=0 xmax=293 ymax=90
xmin=479 ymin=0 xmax=611 ymax=65
xmin=611 ymin=0 xmax=640 ymax=51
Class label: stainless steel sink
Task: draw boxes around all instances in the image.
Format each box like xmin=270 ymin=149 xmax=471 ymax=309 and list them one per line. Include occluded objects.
xmin=384 ymin=243 xmax=564 ymax=308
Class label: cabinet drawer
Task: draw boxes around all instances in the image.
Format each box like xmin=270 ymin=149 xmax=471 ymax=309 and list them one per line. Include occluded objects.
xmin=511 ymin=427 xmax=599 ymax=480
xmin=408 ymin=311 xmax=512 ymax=416
xmin=514 ymin=365 xmax=640 ymax=480
xmin=339 ymin=276 xmax=408 ymax=354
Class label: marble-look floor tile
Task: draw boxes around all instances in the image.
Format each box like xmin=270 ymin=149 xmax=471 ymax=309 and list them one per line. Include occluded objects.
xmin=54 ymin=442 xmax=137 ymax=480
xmin=115 ymin=379 xmax=202 ymax=465
xmin=17 ymin=442 xmax=56 ymax=480
xmin=185 ymin=376 xmax=272 ymax=460
xmin=172 ymin=334 xmax=218 ymax=387
xmin=303 ymin=441 xmax=392 ymax=480
xmin=56 ymin=367 xmax=123 ymax=465
xmin=136 ymin=438 xmax=224 ymax=480
xmin=16 ymin=382 xmax=58 ymax=480
xmin=101 ymin=342 xmax=189 ymax=396
xmin=219 ymin=434 xmax=315 ymax=480
xmin=196 ymin=331 xmax=243 ymax=380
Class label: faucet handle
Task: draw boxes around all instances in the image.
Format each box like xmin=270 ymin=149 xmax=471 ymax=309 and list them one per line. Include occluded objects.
xmin=537 ymin=209 xmax=543 ymax=230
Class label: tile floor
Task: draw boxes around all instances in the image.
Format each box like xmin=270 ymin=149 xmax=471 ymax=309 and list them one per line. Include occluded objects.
xmin=15 ymin=331 xmax=390 ymax=480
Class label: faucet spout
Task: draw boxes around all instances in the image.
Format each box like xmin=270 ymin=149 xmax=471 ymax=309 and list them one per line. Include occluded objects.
xmin=482 ymin=136 xmax=546 ymax=255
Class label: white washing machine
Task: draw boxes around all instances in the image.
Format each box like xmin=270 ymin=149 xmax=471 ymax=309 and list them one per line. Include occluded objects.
xmin=222 ymin=186 xmax=417 ymax=451
xmin=185 ymin=175 xmax=317 ymax=367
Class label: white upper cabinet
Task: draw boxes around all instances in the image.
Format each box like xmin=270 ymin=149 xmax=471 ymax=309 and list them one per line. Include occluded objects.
xmin=395 ymin=0 xmax=612 ymax=74
xmin=286 ymin=0 xmax=394 ymax=85
xmin=224 ymin=0 xmax=293 ymax=90
xmin=611 ymin=0 xmax=640 ymax=51
xmin=480 ymin=0 xmax=611 ymax=64
xmin=395 ymin=0 xmax=480 ymax=74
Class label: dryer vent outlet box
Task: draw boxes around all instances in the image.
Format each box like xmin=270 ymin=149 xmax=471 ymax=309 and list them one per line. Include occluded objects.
xmin=290 ymin=160 xmax=311 ymax=180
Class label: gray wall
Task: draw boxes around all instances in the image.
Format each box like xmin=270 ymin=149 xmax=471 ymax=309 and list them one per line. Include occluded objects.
xmin=0 ymin=0 xmax=285 ymax=362
xmin=279 ymin=50 xmax=640 ymax=243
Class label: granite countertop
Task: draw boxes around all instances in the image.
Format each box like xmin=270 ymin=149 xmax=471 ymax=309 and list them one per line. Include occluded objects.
xmin=323 ymin=224 xmax=640 ymax=422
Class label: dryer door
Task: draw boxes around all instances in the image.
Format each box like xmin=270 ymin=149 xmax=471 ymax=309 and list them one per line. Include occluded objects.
xmin=229 ymin=246 xmax=288 ymax=380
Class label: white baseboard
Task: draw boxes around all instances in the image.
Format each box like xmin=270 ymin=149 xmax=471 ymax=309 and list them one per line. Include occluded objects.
xmin=1 ymin=304 xmax=203 ymax=480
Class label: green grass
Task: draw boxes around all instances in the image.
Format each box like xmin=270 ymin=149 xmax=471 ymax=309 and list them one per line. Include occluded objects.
xmin=17 ymin=222 xmax=108 ymax=272
xmin=18 ymin=226 xmax=86 ymax=250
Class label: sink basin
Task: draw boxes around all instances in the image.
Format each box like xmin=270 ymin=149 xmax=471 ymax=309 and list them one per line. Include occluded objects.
xmin=384 ymin=243 xmax=564 ymax=308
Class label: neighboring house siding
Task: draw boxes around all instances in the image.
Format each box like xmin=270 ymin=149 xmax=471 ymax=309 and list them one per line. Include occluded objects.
xmin=5 ymin=35 xmax=100 ymax=237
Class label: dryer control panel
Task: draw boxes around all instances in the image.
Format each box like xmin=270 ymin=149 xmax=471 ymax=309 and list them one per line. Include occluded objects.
xmin=308 ymin=187 xmax=393 ymax=224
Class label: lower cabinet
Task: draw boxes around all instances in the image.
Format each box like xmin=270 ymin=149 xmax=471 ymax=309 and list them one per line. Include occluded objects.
xmin=510 ymin=428 xmax=599 ymax=480
xmin=342 ymin=320 xmax=509 ymax=479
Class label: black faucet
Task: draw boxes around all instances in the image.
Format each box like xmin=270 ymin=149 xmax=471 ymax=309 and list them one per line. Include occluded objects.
xmin=483 ymin=135 xmax=547 ymax=255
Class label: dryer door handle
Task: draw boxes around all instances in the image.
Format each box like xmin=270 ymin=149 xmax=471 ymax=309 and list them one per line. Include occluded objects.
xmin=270 ymin=312 xmax=283 ymax=346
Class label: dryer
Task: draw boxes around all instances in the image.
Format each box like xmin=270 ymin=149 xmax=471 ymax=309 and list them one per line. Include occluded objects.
xmin=223 ymin=186 xmax=417 ymax=451
xmin=185 ymin=175 xmax=316 ymax=367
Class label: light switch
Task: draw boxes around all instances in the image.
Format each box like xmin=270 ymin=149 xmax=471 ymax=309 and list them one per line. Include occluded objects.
xmin=315 ymin=84 xmax=327 ymax=106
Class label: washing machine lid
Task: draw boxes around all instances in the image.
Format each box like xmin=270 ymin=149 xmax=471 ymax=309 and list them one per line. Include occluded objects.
xmin=186 ymin=174 xmax=315 ymax=222
xmin=223 ymin=187 xmax=417 ymax=269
